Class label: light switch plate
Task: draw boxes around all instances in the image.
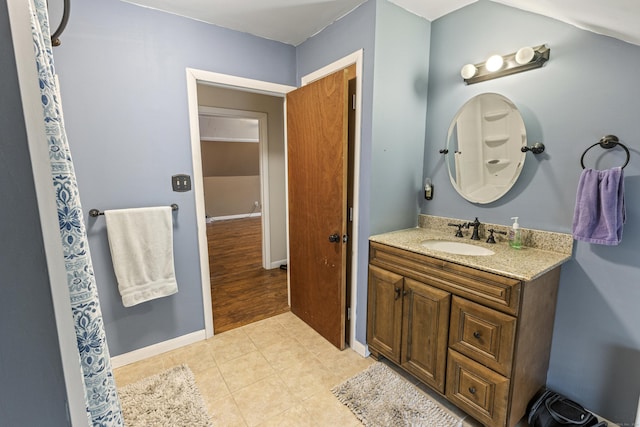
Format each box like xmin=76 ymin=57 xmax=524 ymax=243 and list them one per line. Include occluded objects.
xmin=172 ymin=174 xmax=191 ymax=192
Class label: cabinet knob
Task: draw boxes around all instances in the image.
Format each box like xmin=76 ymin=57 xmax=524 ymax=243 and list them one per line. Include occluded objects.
xmin=473 ymin=331 xmax=481 ymax=339
xmin=469 ymin=386 xmax=476 ymax=394
xmin=394 ymin=287 xmax=401 ymax=300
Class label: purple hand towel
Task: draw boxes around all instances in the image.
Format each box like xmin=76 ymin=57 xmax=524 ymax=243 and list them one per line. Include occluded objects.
xmin=572 ymin=167 xmax=625 ymax=245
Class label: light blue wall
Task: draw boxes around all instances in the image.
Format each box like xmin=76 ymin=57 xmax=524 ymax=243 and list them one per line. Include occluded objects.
xmin=0 ymin=2 xmax=69 ymax=424
xmin=296 ymin=0 xmax=430 ymax=344
xmin=425 ymin=1 xmax=640 ymax=423
xmin=52 ymin=0 xmax=296 ymax=355
xmin=371 ymin=0 xmax=430 ymax=234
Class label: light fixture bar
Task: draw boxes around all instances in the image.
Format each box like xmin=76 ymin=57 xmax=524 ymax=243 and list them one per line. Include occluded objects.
xmin=462 ymin=44 xmax=550 ymax=85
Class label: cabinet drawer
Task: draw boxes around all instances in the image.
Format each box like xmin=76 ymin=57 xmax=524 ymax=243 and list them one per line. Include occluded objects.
xmin=446 ymin=350 xmax=509 ymax=427
xmin=449 ymin=296 xmax=516 ymax=376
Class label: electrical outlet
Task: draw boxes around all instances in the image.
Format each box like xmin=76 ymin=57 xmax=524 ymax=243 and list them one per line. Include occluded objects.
xmin=254 ymin=201 xmax=259 ymax=207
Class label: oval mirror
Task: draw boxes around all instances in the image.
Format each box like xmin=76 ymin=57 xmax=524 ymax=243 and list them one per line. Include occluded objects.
xmin=446 ymin=93 xmax=526 ymax=204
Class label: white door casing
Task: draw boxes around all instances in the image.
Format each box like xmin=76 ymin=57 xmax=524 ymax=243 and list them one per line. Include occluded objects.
xmin=186 ymin=68 xmax=294 ymax=337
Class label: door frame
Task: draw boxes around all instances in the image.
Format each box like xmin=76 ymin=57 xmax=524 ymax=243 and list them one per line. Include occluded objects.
xmin=186 ymin=48 xmax=364 ymax=351
xmin=198 ymin=106 xmax=270 ymax=269
xmin=293 ymin=49 xmax=365 ymax=355
xmin=186 ymin=68 xmax=295 ymax=337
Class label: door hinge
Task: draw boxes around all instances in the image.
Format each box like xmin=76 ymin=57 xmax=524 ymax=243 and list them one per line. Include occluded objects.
xmin=352 ymin=94 xmax=356 ymax=110
xmin=348 ymin=207 xmax=353 ymax=222
xmin=347 ymin=307 xmax=351 ymax=320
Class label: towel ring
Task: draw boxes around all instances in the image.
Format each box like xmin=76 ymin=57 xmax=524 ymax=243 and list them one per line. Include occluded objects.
xmin=580 ymin=135 xmax=630 ymax=169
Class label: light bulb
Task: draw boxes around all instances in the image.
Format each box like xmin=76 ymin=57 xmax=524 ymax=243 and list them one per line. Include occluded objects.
xmin=485 ymin=55 xmax=504 ymax=72
xmin=515 ymin=46 xmax=535 ymax=65
xmin=460 ymin=64 xmax=478 ymax=79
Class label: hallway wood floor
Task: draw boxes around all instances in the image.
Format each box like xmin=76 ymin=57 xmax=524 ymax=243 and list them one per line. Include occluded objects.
xmin=208 ymin=216 xmax=289 ymax=333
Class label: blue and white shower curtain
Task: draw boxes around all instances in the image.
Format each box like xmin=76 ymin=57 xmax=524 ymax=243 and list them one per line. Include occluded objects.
xmin=29 ymin=0 xmax=123 ymax=425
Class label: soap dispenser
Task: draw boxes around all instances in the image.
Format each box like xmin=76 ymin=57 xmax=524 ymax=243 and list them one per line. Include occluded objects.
xmin=424 ymin=178 xmax=433 ymax=200
xmin=509 ymin=217 xmax=522 ymax=249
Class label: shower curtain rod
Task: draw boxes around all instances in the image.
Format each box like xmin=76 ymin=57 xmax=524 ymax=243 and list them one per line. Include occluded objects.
xmin=88 ymin=203 xmax=179 ymax=218
xmin=50 ymin=0 xmax=70 ymax=46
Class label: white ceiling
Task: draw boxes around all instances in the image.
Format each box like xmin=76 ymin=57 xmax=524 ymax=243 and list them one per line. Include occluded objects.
xmin=123 ymin=0 xmax=640 ymax=47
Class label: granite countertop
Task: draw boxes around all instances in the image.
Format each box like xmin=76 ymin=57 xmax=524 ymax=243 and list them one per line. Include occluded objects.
xmin=369 ymin=217 xmax=574 ymax=281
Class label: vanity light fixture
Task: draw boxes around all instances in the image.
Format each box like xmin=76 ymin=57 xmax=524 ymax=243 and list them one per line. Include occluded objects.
xmin=461 ymin=44 xmax=550 ymax=85
xmin=485 ymin=54 xmax=504 ymax=72
xmin=460 ymin=64 xmax=478 ymax=80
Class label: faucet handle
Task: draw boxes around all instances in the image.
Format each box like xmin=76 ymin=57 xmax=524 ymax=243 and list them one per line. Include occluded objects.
xmin=486 ymin=228 xmax=507 ymax=244
xmin=447 ymin=223 xmax=465 ymax=238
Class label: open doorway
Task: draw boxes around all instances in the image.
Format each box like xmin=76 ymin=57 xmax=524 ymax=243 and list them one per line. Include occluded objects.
xmin=198 ymin=109 xmax=268 ymax=267
xmin=186 ymin=53 xmax=364 ymax=354
xmin=186 ymin=69 xmax=295 ymax=338
xmin=197 ymin=109 xmax=288 ymax=332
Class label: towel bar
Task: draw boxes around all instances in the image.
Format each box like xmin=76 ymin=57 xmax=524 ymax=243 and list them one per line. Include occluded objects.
xmin=88 ymin=203 xmax=178 ymax=218
xmin=580 ymin=135 xmax=630 ymax=169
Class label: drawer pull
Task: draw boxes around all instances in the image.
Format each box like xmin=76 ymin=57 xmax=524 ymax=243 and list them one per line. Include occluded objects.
xmin=473 ymin=331 xmax=481 ymax=339
xmin=469 ymin=386 xmax=476 ymax=394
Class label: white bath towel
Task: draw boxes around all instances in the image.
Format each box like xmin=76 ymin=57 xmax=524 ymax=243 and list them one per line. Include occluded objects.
xmin=105 ymin=206 xmax=178 ymax=307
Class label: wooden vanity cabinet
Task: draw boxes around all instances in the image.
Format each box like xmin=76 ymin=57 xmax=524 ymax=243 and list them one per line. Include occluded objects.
xmin=367 ymin=241 xmax=561 ymax=427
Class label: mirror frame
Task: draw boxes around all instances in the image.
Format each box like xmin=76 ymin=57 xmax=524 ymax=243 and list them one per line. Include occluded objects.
xmin=445 ymin=93 xmax=527 ymax=204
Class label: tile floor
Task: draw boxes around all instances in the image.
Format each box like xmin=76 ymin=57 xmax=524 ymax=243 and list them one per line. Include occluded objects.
xmin=114 ymin=311 xmax=520 ymax=426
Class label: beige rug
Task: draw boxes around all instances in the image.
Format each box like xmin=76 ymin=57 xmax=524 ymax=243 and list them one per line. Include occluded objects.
xmin=118 ymin=365 xmax=213 ymax=427
xmin=332 ymin=362 xmax=460 ymax=427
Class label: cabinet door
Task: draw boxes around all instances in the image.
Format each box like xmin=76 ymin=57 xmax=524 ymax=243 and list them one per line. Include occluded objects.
xmin=367 ymin=265 xmax=403 ymax=363
xmin=401 ymin=278 xmax=451 ymax=393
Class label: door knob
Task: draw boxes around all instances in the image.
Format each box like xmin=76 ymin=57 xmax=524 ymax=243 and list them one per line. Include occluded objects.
xmin=328 ymin=234 xmax=340 ymax=243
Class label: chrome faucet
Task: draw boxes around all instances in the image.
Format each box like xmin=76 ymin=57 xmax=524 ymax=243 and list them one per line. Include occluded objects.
xmin=468 ymin=217 xmax=481 ymax=240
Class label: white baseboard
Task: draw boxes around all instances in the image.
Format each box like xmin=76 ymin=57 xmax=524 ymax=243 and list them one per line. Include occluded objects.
xmin=351 ymin=340 xmax=369 ymax=358
xmin=270 ymin=259 xmax=287 ymax=269
xmin=110 ymin=329 xmax=206 ymax=368
xmin=206 ymin=212 xmax=262 ymax=223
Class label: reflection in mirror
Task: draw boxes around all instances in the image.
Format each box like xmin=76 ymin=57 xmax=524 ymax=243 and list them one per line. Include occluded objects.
xmin=446 ymin=93 xmax=526 ymax=204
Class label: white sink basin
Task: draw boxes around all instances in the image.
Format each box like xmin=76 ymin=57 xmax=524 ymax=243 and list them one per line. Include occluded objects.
xmin=420 ymin=240 xmax=495 ymax=256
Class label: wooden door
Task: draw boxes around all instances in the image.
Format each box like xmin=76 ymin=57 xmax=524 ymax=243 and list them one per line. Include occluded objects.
xmin=366 ymin=265 xmax=404 ymax=363
xmin=401 ymin=278 xmax=451 ymax=393
xmin=287 ymin=68 xmax=349 ymax=349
